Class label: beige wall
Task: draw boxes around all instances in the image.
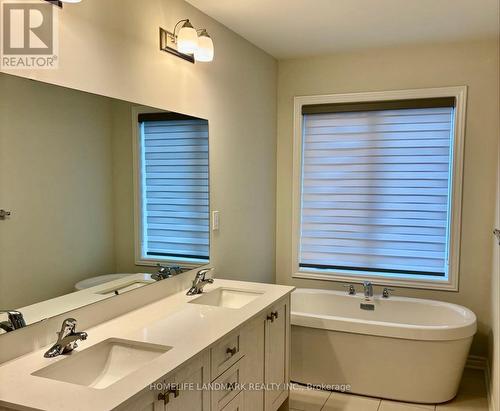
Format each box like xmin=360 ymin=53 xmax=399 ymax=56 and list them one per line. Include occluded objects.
xmin=276 ymin=39 xmax=499 ymax=356
xmin=0 ymin=74 xmax=116 ymax=308
xmin=1 ymin=0 xmax=278 ymax=284
xmin=110 ymin=101 xmax=135 ymax=273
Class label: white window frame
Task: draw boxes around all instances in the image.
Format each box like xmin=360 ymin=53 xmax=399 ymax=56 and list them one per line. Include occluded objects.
xmin=292 ymin=87 xmax=467 ymax=291
xmin=132 ymin=106 xmax=211 ymax=268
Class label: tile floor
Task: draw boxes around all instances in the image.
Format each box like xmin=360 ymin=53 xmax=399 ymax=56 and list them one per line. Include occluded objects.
xmin=289 ymin=368 xmax=489 ymax=411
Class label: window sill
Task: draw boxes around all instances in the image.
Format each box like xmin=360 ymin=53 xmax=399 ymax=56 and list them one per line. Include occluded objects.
xmin=135 ymin=257 xmax=210 ymax=270
xmin=292 ymin=269 xmax=458 ymax=292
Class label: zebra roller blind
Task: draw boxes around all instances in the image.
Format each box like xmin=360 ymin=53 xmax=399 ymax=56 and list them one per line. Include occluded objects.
xmin=299 ymin=100 xmax=455 ymax=277
xmin=139 ymin=113 xmax=209 ymax=262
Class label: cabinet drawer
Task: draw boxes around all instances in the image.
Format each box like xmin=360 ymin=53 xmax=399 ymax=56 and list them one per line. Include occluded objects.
xmin=211 ymin=358 xmax=243 ymax=410
xmin=211 ymin=330 xmax=244 ymax=380
xmin=221 ymin=391 xmax=244 ymax=411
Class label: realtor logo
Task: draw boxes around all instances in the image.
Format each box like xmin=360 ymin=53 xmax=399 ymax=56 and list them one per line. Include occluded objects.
xmin=1 ymin=0 xmax=58 ymax=69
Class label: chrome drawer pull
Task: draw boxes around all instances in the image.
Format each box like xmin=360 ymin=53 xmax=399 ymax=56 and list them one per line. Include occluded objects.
xmin=226 ymin=346 xmax=237 ymax=356
xmin=169 ymin=386 xmax=180 ymax=398
xmin=158 ymin=392 xmax=169 ymax=404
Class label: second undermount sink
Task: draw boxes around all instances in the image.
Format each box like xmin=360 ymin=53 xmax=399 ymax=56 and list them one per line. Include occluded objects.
xmin=32 ymin=338 xmax=172 ymax=389
xmin=189 ymin=287 xmax=264 ymax=309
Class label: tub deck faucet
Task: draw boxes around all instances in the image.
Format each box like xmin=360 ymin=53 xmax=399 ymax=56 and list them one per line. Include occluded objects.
xmin=187 ymin=268 xmax=214 ymax=295
xmin=0 ymin=310 xmax=26 ymax=332
xmin=44 ymin=318 xmax=88 ymax=358
xmin=152 ymin=264 xmax=183 ymax=281
xmin=363 ymin=281 xmax=373 ymax=300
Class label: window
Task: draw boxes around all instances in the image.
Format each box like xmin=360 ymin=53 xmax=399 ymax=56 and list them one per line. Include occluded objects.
xmin=292 ymin=88 xmax=466 ymax=290
xmin=135 ymin=112 xmax=209 ymax=265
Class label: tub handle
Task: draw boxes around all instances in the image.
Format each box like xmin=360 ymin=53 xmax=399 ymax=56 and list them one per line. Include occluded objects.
xmin=343 ymin=284 xmax=356 ymax=295
xmin=382 ymin=288 xmax=395 ymax=298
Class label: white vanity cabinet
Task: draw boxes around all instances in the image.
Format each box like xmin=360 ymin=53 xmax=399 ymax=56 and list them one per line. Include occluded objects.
xmin=118 ymin=296 xmax=290 ymax=411
xmin=119 ymin=352 xmax=210 ymax=411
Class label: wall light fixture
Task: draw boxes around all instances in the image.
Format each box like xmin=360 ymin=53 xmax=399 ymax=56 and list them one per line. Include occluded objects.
xmin=160 ymin=19 xmax=214 ymax=64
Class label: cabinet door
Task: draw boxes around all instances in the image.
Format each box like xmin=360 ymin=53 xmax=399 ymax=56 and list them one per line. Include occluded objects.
xmin=221 ymin=391 xmax=245 ymax=411
xmin=240 ymin=316 xmax=265 ymax=411
xmin=264 ymin=298 xmax=289 ymax=411
xmin=166 ymin=351 xmax=210 ymax=411
xmin=118 ymin=388 xmax=164 ymax=411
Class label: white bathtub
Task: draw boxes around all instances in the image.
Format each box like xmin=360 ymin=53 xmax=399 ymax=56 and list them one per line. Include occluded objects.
xmin=291 ymin=288 xmax=477 ymax=404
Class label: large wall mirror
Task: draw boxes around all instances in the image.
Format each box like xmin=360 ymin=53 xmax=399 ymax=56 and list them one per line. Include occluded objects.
xmin=0 ymin=73 xmax=210 ymax=333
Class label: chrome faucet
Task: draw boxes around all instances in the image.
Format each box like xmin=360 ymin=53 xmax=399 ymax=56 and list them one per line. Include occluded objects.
xmin=363 ymin=281 xmax=373 ymax=300
xmin=44 ymin=318 xmax=88 ymax=358
xmin=0 ymin=310 xmax=26 ymax=332
xmin=186 ymin=268 xmax=214 ymax=295
xmin=152 ymin=264 xmax=183 ymax=281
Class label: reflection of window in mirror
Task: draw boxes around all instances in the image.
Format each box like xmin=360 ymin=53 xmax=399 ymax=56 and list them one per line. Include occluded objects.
xmin=134 ymin=112 xmax=210 ymax=266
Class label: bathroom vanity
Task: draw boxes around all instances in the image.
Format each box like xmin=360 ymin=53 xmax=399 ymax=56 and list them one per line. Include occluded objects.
xmin=0 ymin=279 xmax=294 ymax=411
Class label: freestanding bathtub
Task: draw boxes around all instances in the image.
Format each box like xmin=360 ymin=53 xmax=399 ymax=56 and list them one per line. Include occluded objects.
xmin=291 ymin=288 xmax=477 ymax=404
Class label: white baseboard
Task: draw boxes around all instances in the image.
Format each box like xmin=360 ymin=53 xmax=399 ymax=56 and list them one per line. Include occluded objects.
xmin=465 ymin=355 xmax=495 ymax=411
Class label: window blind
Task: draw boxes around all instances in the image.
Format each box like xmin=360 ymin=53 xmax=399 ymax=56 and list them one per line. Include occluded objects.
xmin=139 ymin=115 xmax=209 ymax=262
xmin=299 ymin=105 xmax=455 ymax=277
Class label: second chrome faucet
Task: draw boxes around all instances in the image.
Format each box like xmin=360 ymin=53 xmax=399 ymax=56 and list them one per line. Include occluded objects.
xmin=186 ymin=268 xmax=214 ymax=295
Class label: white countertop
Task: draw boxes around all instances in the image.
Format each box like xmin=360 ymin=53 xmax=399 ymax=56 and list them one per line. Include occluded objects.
xmin=0 ymin=279 xmax=294 ymax=411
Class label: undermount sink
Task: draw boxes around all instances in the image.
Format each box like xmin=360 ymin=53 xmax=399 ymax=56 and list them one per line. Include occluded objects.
xmin=32 ymin=338 xmax=172 ymax=389
xmin=189 ymin=287 xmax=264 ymax=309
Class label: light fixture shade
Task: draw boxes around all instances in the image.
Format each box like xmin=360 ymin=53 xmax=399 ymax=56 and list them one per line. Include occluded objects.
xmin=177 ymin=20 xmax=198 ymax=54
xmin=194 ymin=30 xmax=214 ymax=62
